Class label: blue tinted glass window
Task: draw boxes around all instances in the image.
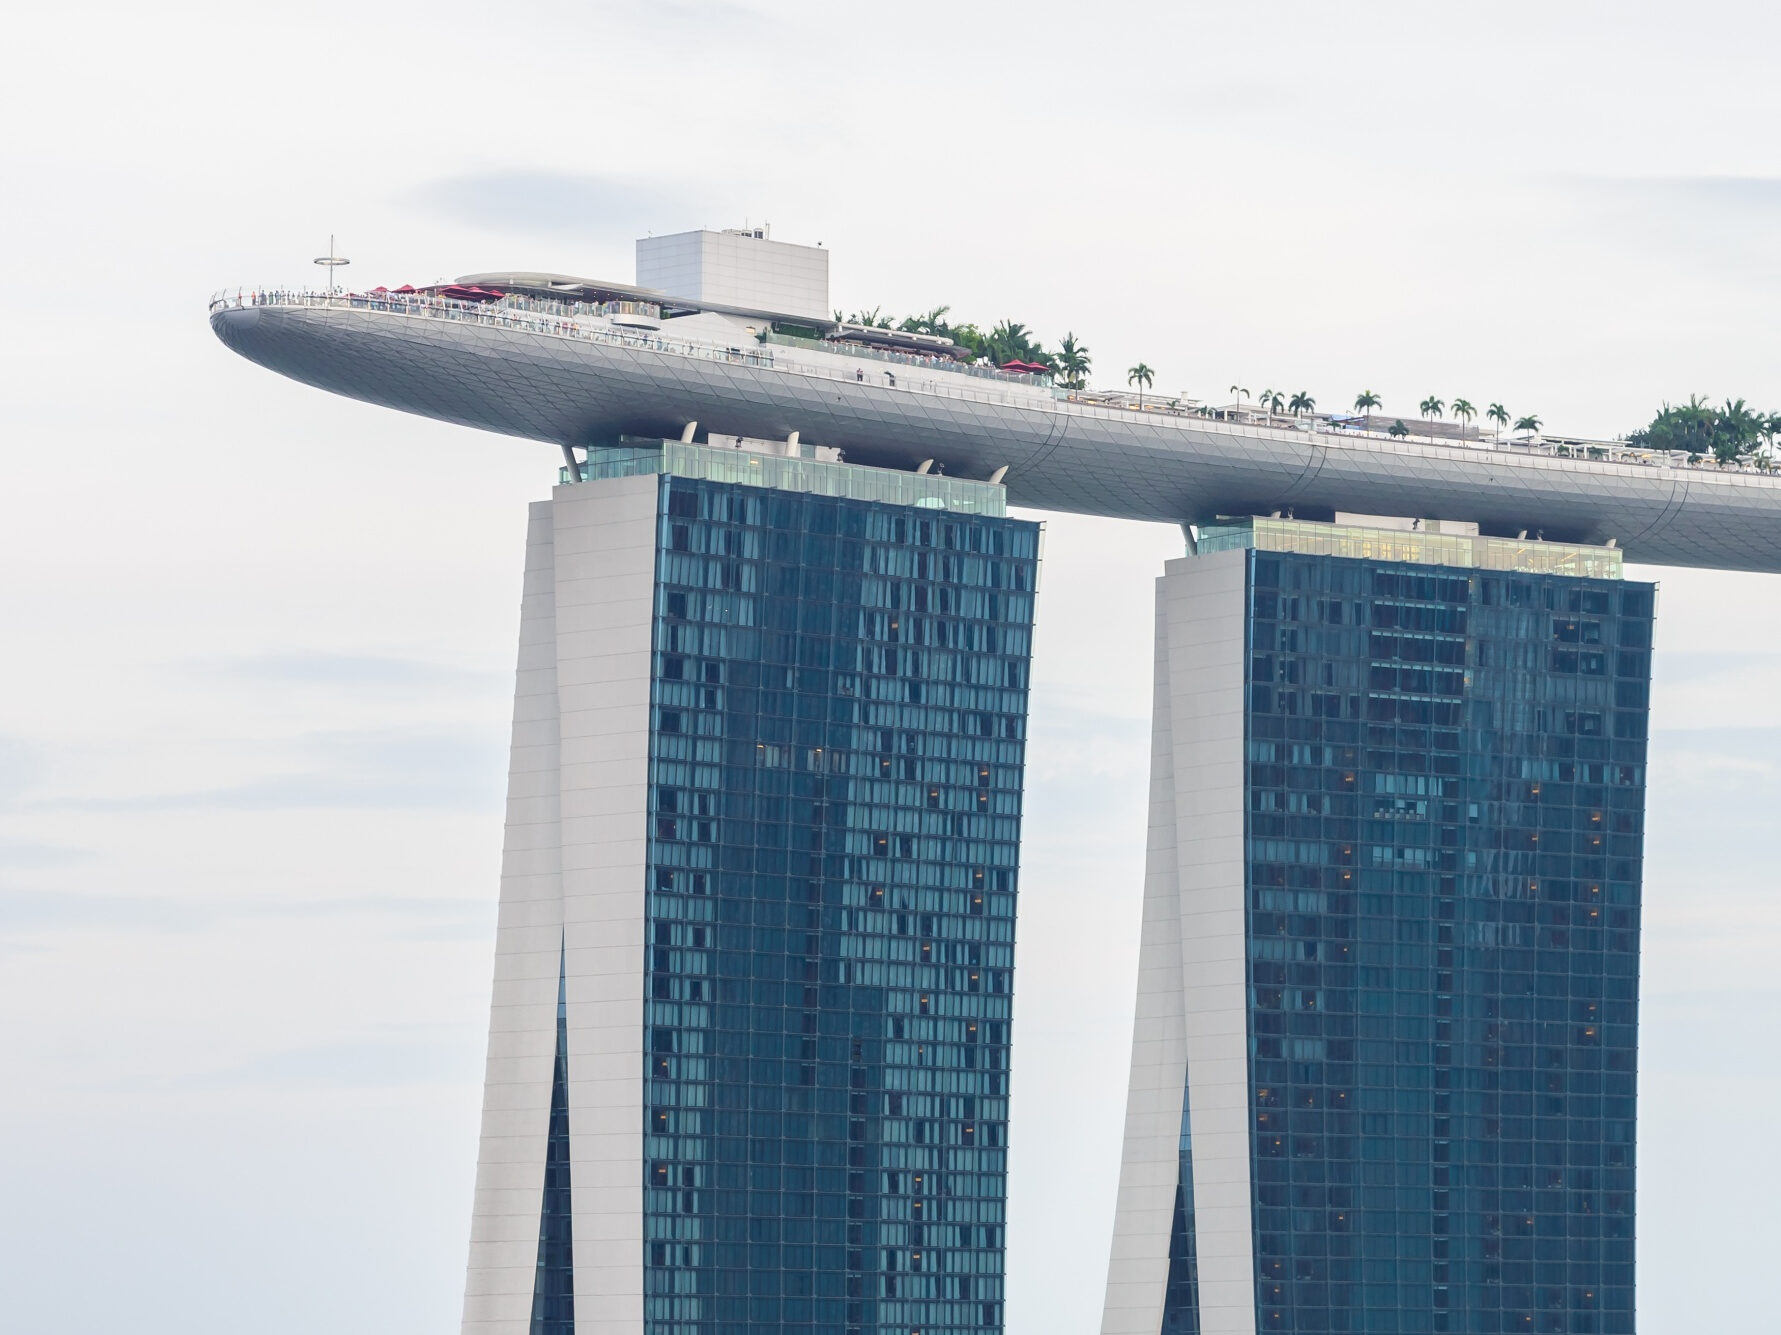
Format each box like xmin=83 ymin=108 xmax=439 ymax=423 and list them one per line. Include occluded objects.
xmin=531 ymin=949 xmax=575 ymax=1335
xmin=643 ymin=478 xmax=1039 ymax=1335
xmin=1166 ymin=552 xmax=1649 ymax=1335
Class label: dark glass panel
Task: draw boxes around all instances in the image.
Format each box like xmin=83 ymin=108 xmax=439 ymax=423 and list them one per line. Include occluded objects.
xmin=1194 ymin=549 xmax=1652 ymax=1335
xmin=642 ymin=478 xmax=1038 ymax=1334
xmin=531 ymin=952 xmax=574 ymax=1335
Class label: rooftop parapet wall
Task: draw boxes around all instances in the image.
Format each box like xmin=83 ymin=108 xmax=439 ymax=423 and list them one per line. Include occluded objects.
xmin=1198 ymin=518 xmax=1624 ymax=579
xmin=563 ymin=438 xmax=1008 ymax=516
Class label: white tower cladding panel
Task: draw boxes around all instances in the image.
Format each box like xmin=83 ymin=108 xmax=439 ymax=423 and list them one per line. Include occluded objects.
xmin=635 ymin=229 xmax=830 ymax=321
xmin=1101 ymin=550 xmax=1257 ymax=1335
xmin=631 ymin=233 xmax=704 ymax=311
xmin=462 ymin=474 xmax=661 ymax=1335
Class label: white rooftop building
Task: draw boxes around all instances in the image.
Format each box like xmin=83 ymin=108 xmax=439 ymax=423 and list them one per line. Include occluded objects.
xmin=635 ymin=226 xmax=829 ymax=322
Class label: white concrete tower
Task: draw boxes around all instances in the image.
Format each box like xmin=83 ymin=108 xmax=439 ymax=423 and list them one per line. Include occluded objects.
xmin=461 ymin=474 xmax=662 ymax=1335
xmin=1100 ymin=551 xmax=1258 ymax=1335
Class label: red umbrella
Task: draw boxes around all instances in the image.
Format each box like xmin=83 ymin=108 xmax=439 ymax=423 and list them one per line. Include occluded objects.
xmin=436 ymin=284 xmax=505 ymax=303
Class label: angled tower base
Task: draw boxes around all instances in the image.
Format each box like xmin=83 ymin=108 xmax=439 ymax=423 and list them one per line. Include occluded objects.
xmin=464 ymin=476 xmax=660 ymax=1335
xmin=1103 ymin=520 xmax=1649 ymax=1335
xmin=462 ymin=442 xmax=1041 ymax=1335
xmin=1102 ymin=549 xmax=1255 ymax=1335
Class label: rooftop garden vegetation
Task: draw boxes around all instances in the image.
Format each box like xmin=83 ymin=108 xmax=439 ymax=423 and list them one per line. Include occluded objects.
xmin=835 ymin=305 xmax=1093 ymax=388
xmin=1351 ymin=393 xmax=1538 ymax=442
xmin=1128 ymin=362 xmax=1155 ymax=408
xmin=820 ymin=320 xmax=1776 ymax=469
xmin=1628 ymin=396 xmax=1781 ymax=464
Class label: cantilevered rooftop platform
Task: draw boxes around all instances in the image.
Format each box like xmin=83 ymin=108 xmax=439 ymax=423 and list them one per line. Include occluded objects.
xmin=210 ymin=285 xmax=1781 ymax=573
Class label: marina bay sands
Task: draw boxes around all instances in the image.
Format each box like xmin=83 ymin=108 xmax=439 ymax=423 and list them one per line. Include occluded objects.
xmin=211 ymin=225 xmax=1723 ymax=1335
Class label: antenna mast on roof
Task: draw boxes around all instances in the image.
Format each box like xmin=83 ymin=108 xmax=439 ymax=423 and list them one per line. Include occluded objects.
xmin=313 ymin=234 xmax=350 ymax=296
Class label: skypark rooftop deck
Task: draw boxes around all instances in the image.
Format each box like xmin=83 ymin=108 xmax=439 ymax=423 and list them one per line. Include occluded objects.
xmin=208 ymin=287 xmax=1781 ymax=572
xmin=210 ymin=288 xmax=1759 ymax=478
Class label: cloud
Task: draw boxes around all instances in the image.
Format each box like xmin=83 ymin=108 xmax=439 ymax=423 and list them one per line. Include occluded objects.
xmin=1653 ymin=656 xmax=1781 ymax=730
xmin=1657 ymin=650 xmax=1781 ymax=683
xmin=1650 ymin=726 xmax=1781 ymax=784
xmin=41 ymin=726 xmax=507 ymax=813
xmin=0 ymin=887 xmax=492 ymax=935
xmin=1571 ymin=174 xmax=1781 ymax=210
xmin=1547 ymin=174 xmax=1781 ymax=286
xmin=0 ymin=841 xmax=91 ymax=868
xmin=409 ymin=169 xmax=721 ymax=240
xmin=204 ymin=652 xmax=504 ymax=695
xmin=1643 ymin=990 xmax=1781 ymax=1077
xmin=0 ymin=888 xmax=213 ymax=933
xmin=0 ymin=734 xmax=45 ymax=811
xmin=617 ymin=0 xmax=774 ymax=30
xmin=266 ymin=893 xmax=492 ymax=921
xmin=153 ymin=1032 xmax=478 ymax=1091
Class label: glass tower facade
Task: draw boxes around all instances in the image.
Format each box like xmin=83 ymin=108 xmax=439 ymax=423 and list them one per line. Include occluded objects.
xmin=568 ymin=470 xmax=1040 ymax=1335
xmin=1142 ymin=533 xmax=1650 ymax=1335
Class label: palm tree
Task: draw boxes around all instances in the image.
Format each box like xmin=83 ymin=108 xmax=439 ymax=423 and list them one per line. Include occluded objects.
xmin=1388 ymin=420 xmax=1410 ymax=438
xmin=1057 ymin=332 xmax=1092 ymax=390
xmin=1514 ymin=414 xmax=1542 ymax=438
xmin=1230 ymin=383 xmax=1250 ymax=406
xmin=1451 ymin=398 xmax=1476 ymax=436
xmin=1128 ymin=362 xmax=1156 ymax=409
xmin=1288 ymin=391 xmax=1316 ymax=417
xmin=899 ymin=304 xmax=953 ymax=336
xmin=1419 ymin=396 xmax=1445 ymax=424
xmin=948 ymin=322 xmax=986 ymax=360
xmin=1262 ymin=390 xmax=1286 ymax=417
xmin=1755 ymin=414 xmax=1781 ymax=470
xmin=1680 ymin=394 xmax=1713 ymax=458
xmin=1354 ymin=390 xmax=1381 ymax=417
xmin=1486 ymin=403 xmax=1509 ymax=441
xmin=986 ymin=319 xmax=1039 ymax=366
xmin=1718 ymin=397 xmax=1761 ymax=463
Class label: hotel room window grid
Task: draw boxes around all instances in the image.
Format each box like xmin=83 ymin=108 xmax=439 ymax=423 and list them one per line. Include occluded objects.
xmin=1164 ymin=551 xmax=1650 ymax=1335
xmin=638 ymin=476 xmax=1039 ymax=1335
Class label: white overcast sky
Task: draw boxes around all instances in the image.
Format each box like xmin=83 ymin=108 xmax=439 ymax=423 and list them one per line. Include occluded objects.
xmin=5 ymin=2 xmax=1781 ymax=1332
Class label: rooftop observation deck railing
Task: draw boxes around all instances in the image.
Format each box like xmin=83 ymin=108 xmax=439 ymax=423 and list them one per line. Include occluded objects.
xmin=758 ymin=330 xmax=1044 ymax=386
xmin=562 ymin=438 xmax=1008 ymax=516
xmin=1199 ymin=517 xmax=1624 ymax=579
xmin=212 ymin=286 xmax=778 ymax=369
xmin=210 ymin=288 xmax=1781 ymax=482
